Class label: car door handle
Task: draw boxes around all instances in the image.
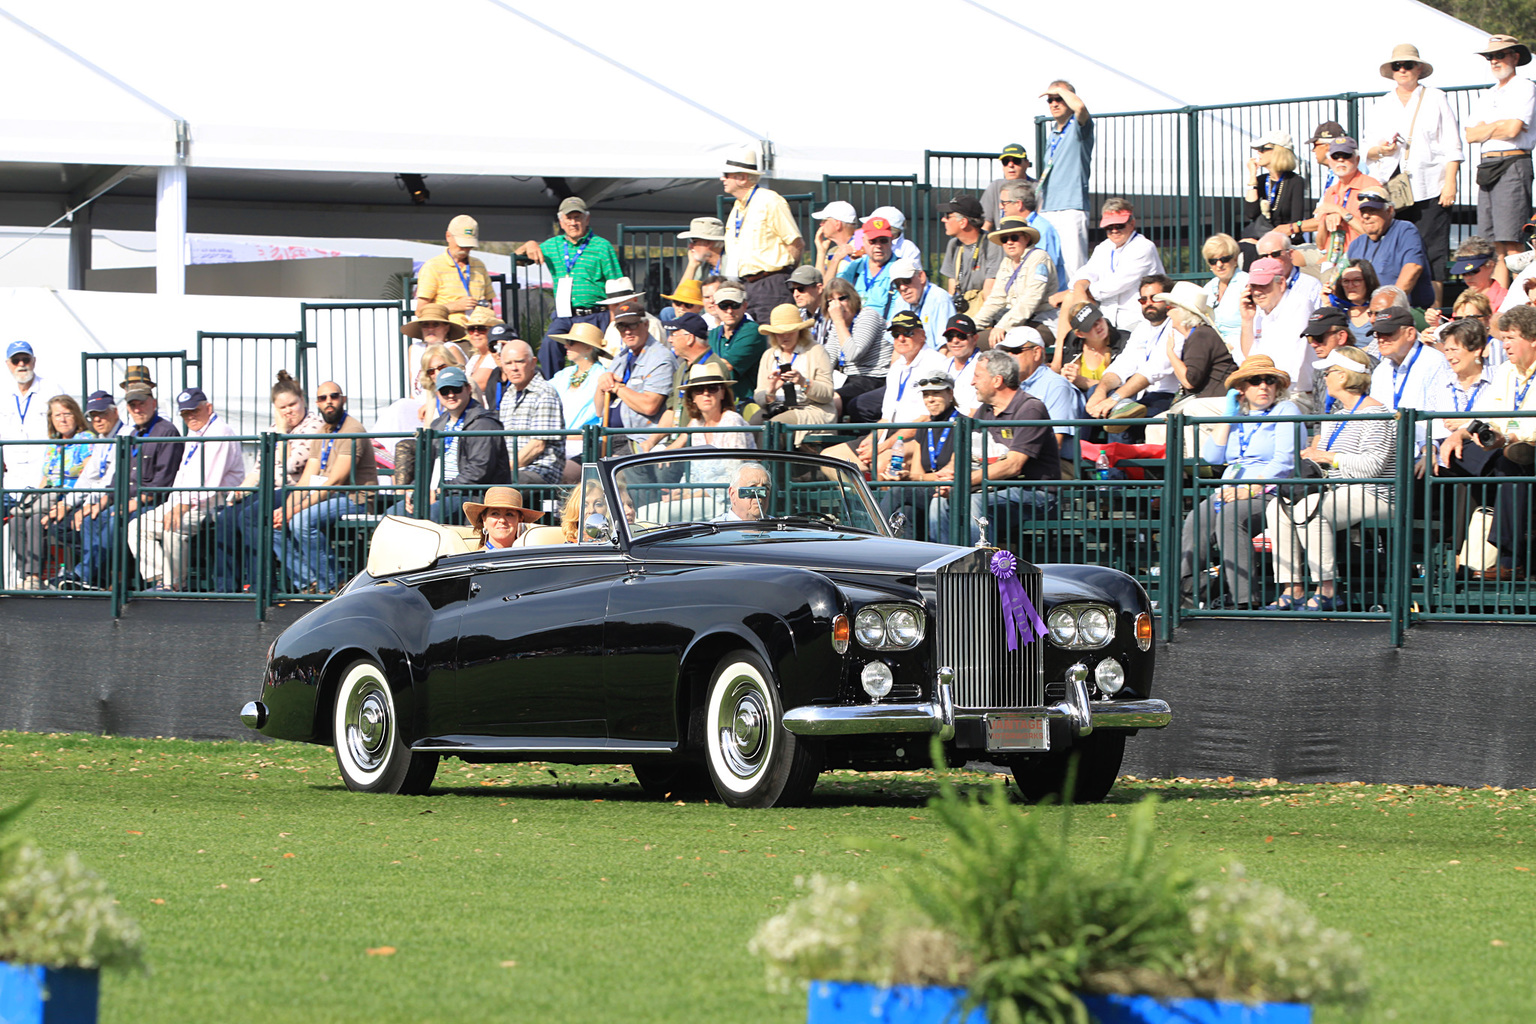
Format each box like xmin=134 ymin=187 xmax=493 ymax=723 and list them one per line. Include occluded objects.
xmin=469 ymin=581 xmax=482 ymax=597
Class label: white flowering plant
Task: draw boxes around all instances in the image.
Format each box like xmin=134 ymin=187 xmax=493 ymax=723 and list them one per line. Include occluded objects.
xmin=0 ymin=798 xmax=145 ymax=971
xmin=750 ymin=752 xmax=1367 ymax=1024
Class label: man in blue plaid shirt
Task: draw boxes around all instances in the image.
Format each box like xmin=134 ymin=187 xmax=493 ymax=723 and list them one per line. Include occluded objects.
xmin=496 ymin=339 xmax=567 ymax=485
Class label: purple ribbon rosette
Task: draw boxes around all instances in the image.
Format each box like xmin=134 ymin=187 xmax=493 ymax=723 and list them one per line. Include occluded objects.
xmin=989 ymin=550 xmax=1048 ymax=651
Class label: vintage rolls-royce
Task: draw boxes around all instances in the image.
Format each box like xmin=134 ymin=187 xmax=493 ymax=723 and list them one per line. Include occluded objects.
xmin=240 ymin=450 xmax=1169 ymax=808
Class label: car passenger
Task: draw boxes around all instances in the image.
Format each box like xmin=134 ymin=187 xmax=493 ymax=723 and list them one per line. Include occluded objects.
xmin=464 ymin=487 xmax=544 ymax=550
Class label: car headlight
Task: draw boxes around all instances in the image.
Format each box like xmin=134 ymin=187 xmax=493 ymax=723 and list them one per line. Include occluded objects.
xmin=1094 ymin=658 xmax=1125 ymax=694
xmin=886 ymin=607 xmax=922 ymax=648
xmin=1079 ymin=607 xmax=1112 ymax=646
xmin=1047 ymin=607 xmax=1077 ymax=646
xmin=854 ymin=608 xmax=887 ymax=648
xmin=860 ymin=661 xmax=894 ymax=699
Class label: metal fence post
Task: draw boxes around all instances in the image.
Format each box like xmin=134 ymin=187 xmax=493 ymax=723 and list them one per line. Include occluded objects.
xmin=953 ymin=417 xmax=973 ymax=548
xmin=110 ymin=433 xmax=131 ymax=618
xmin=255 ymin=433 xmax=276 ymax=620
xmin=1184 ymin=106 xmax=1201 ymax=277
xmin=1390 ymin=411 xmax=1416 ymax=646
xmin=582 ymin=423 xmax=602 ymax=465
xmin=1161 ymin=412 xmax=1185 ymax=641
xmin=413 ymin=429 xmax=434 ymax=521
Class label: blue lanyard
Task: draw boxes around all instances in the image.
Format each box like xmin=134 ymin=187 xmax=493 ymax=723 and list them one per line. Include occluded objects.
xmin=444 ymin=411 xmax=467 ymax=456
xmin=561 ymin=235 xmax=591 ymax=275
xmin=181 ymin=414 xmax=219 ymax=467
xmin=1109 ymin=231 xmax=1139 ymax=274
xmin=1455 ymin=380 xmax=1487 ymax=414
xmin=1324 ymin=393 xmax=1337 ymax=413
xmin=1236 ymin=406 xmax=1273 ymax=464
xmin=13 ymin=391 xmax=32 ymax=428
xmin=1323 ymin=396 xmax=1366 ymax=450
xmin=948 ymin=352 xmax=975 ymax=378
xmin=925 ymin=410 xmax=958 ymax=469
xmin=453 ymin=258 xmax=475 ymax=298
xmin=778 ymin=351 xmax=801 ymax=372
xmin=129 ymin=415 xmax=161 ymax=461
xmin=1515 ymin=369 xmax=1536 ymax=410
xmin=1265 ymin=175 xmax=1282 ymax=212
xmin=1391 ymin=344 xmax=1423 ymax=408
xmin=318 ymin=423 xmax=342 ymax=473
xmin=861 ymin=259 xmax=886 ymax=296
xmin=895 ymin=365 xmax=914 ymax=403
xmin=1287 ymin=266 xmax=1300 ymax=288
xmin=1045 ymin=118 xmax=1073 ymax=171
xmin=732 ymin=185 xmax=759 ymax=239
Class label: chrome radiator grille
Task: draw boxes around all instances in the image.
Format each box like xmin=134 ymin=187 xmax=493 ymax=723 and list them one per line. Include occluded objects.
xmin=936 ymin=568 xmax=1044 ymax=709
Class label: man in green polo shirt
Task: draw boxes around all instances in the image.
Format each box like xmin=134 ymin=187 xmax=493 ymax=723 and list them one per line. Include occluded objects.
xmin=708 ymin=283 xmax=766 ymax=379
xmin=517 ymin=196 xmax=624 ymax=378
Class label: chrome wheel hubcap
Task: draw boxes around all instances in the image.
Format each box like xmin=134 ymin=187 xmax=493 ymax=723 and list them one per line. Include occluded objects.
xmin=347 ymin=682 xmax=390 ymax=771
xmin=717 ymin=676 xmax=768 ymax=779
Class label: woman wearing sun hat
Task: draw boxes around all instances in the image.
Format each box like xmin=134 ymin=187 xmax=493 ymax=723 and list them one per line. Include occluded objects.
xmin=402 ymin=303 xmax=468 ymax=398
xmin=1363 ymin=43 xmax=1462 ymax=297
xmin=1177 ymin=355 xmax=1300 ymax=609
xmin=664 ymin=363 xmax=755 ymax=452
xmin=973 ymin=216 xmax=1057 ymax=347
xmin=753 ymin=304 xmax=836 ymax=425
xmin=463 ymin=486 xmax=544 ymax=550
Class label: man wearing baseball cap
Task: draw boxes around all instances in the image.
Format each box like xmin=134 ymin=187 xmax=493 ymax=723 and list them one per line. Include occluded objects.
xmin=938 ymin=195 xmax=1000 ymax=317
xmin=1466 ymin=34 xmax=1536 ymax=286
xmin=834 ymin=216 xmax=899 ymax=316
xmin=980 ymin=143 xmax=1034 ymax=231
xmin=416 ymin=215 xmax=496 ymax=327
xmin=939 ymin=315 xmax=983 ymax=412
xmin=1365 ymin=305 xmax=1455 ymax=457
xmin=127 ymin=388 xmax=245 ymax=592
xmin=0 ymin=340 xmax=66 ymax=496
xmin=811 ymin=200 xmax=860 ymax=279
xmin=1239 ymin=256 xmax=1319 ymax=411
xmin=998 ymin=325 xmax=1083 ymax=456
xmin=516 ymin=195 xmax=624 ymax=378
xmin=1346 ymin=187 xmax=1436 ymax=308
xmin=889 ymin=257 xmax=955 ymax=347
xmin=1059 ymin=197 xmax=1165 ymax=331
xmin=1307 ymin=121 xmax=1348 ymax=194
xmin=858 ymin=207 xmax=921 ymax=266
xmin=1300 ymin=306 xmax=1374 ymax=413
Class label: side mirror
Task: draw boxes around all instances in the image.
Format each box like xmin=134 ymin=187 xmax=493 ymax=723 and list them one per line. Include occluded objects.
xmin=583 ymin=513 xmax=615 ymax=545
xmin=888 ymin=510 xmax=908 ymax=536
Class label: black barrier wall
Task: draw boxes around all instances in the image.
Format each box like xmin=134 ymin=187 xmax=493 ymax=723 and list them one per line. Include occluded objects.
xmin=1 ymin=600 xmax=1533 ymax=789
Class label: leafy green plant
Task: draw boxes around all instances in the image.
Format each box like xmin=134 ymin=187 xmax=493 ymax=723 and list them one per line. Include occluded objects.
xmin=0 ymin=797 xmax=145 ymax=971
xmin=749 ymin=749 xmax=1368 ymax=1023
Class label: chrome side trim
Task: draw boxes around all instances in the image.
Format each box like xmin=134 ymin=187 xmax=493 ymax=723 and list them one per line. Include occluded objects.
xmin=410 ymin=740 xmax=676 ymax=754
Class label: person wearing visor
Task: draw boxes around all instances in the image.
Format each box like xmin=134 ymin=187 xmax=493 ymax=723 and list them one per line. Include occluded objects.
xmin=1427 ymin=238 xmax=1507 ymax=344
xmin=1059 ymin=198 xmax=1164 ymax=330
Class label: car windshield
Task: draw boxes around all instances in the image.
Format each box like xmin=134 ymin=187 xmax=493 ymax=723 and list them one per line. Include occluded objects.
xmin=613 ymin=454 xmax=886 ymax=536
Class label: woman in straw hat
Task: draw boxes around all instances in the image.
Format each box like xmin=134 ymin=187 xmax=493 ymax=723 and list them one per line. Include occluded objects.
xmin=1177 ymin=355 xmax=1300 ymax=610
xmin=663 ymin=363 xmax=756 ymax=452
xmin=463 ymin=486 xmax=544 ymax=550
xmin=753 ymin=304 xmax=836 ymax=425
xmin=546 ymin=322 xmax=615 ymax=482
xmin=1159 ymin=282 xmax=1237 ymax=402
xmin=973 ymin=216 xmax=1056 ymax=347
xmin=463 ymin=306 xmax=504 ymax=395
xmin=1262 ymin=346 xmax=1393 ymax=612
xmin=1363 ymin=43 xmax=1462 ymax=300
xmin=402 ymin=303 xmax=467 ymax=399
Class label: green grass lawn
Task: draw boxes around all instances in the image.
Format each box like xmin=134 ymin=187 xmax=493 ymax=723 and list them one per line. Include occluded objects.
xmin=0 ymin=731 xmax=1532 ymax=1023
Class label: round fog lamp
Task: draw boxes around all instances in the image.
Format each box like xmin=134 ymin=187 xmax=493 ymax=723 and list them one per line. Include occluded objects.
xmin=854 ymin=608 xmax=887 ymax=648
xmin=1094 ymin=658 xmax=1125 ymax=694
xmin=860 ymin=661 xmax=894 ymax=699
xmin=1079 ymin=607 xmax=1112 ymax=645
xmin=886 ymin=607 xmax=922 ymax=647
xmin=1047 ymin=607 xmax=1077 ymax=646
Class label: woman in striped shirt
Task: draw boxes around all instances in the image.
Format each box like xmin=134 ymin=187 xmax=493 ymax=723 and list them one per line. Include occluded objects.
xmin=1263 ymin=347 xmax=1396 ymax=611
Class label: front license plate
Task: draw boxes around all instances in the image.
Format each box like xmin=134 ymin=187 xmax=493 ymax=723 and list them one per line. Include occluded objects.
xmin=985 ymin=714 xmax=1049 ymax=751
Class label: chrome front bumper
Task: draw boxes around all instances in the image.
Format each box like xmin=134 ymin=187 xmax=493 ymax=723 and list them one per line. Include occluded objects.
xmin=781 ymin=665 xmax=1171 ymax=740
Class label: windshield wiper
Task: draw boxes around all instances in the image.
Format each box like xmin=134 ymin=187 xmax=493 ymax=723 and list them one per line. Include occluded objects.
xmin=763 ymin=513 xmax=841 ymax=530
xmin=639 ymin=521 xmax=721 ymax=540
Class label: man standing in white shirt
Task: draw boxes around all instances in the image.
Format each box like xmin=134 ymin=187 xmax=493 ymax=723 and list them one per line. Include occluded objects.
xmin=1465 ymin=35 xmax=1536 ymax=287
xmin=1057 ymin=198 xmax=1165 ymax=330
xmin=1240 ymin=257 xmax=1321 ymax=413
xmin=0 ymin=341 xmax=65 ymax=496
xmin=128 ymin=388 xmax=246 ymax=591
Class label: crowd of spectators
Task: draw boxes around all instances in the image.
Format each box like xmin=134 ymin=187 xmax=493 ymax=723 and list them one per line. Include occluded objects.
xmin=7 ymin=35 xmax=1536 ymax=602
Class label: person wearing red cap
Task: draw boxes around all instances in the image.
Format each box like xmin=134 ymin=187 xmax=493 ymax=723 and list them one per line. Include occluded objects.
xmin=1239 ymin=257 xmax=1319 ymax=412
xmin=1058 ymin=198 xmax=1165 ymax=330
xmin=833 ymin=216 xmax=899 ymax=317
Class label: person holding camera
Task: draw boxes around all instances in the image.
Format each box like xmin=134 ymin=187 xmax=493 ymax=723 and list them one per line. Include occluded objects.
xmin=752 ymin=304 xmax=836 ymax=426
xmin=416 ymin=215 xmax=496 ymax=328
xmin=938 ymin=196 xmax=999 ymax=316
xmin=1440 ymin=305 xmax=1536 ymax=579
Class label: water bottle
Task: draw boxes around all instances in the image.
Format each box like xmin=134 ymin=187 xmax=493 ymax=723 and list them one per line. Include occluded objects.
xmin=887 ymin=449 xmax=904 ymax=477
xmin=1095 ymin=451 xmax=1112 ymax=480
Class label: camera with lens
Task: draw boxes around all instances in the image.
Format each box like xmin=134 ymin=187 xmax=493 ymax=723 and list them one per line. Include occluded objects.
xmin=1467 ymin=419 xmax=1500 ymax=447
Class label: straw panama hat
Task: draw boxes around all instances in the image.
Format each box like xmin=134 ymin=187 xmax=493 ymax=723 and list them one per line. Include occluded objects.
xmin=756 ymin=304 xmax=812 ymax=336
xmin=549 ymin=321 xmax=619 ymax=359
xmin=987 ymin=216 xmax=1041 ymax=247
xmin=1225 ymin=354 xmax=1291 ymax=391
xmin=402 ymin=303 xmax=467 ymax=342
xmin=1154 ymin=281 xmax=1216 ymax=328
xmin=463 ymin=487 xmax=544 ymax=530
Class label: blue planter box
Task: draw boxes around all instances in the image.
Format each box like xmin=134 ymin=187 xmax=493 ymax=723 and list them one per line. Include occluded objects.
xmin=807 ymin=982 xmax=1311 ymax=1024
xmin=0 ymin=963 xmax=99 ymax=1024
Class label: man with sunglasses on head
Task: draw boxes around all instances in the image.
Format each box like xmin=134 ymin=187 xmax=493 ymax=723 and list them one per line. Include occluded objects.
xmin=1347 ymin=187 xmax=1436 ymax=310
xmin=980 ymin=144 xmax=1035 ymax=231
xmin=1036 ymin=80 xmax=1094 ymax=277
xmin=0 ymin=341 xmax=66 ymax=498
xmin=274 ymin=383 xmax=378 ymax=594
xmin=1058 ymin=198 xmax=1165 ymax=331
xmin=1466 ymin=35 xmax=1536 ymax=288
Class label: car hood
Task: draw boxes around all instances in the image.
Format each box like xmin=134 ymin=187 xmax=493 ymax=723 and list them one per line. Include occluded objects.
xmin=634 ymin=528 xmax=957 ymax=581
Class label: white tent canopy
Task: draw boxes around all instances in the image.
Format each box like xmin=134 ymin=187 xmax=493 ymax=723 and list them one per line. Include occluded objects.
xmin=0 ymin=0 xmax=1501 ymax=182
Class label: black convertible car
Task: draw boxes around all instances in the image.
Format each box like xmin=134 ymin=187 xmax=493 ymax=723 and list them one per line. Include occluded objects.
xmin=240 ymin=450 xmax=1169 ymax=808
